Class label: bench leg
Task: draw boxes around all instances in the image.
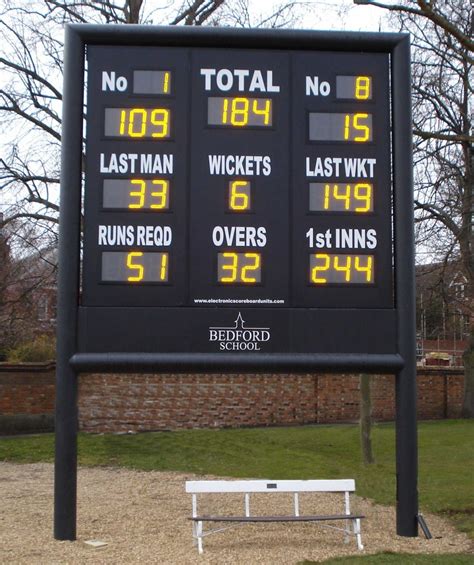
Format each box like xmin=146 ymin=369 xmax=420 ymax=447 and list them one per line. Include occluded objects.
xmin=196 ymin=520 xmax=203 ymax=554
xmin=354 ymin=518 xmax=364 ymax=551
xmin=344 ymin=517 xmax=351 ymax=544
xmin=192 ymin=521 xmax=198 ymax=548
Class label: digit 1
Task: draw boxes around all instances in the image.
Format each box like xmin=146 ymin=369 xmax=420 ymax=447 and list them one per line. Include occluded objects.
xmin=119 ymin=109 xmax=127 ymax=135
xmin=324 ymin=184 xmax=331 ymax=210
xmin=344 ymin=114 xmax=350 ymax=140
xmin=159 ymin=253 xmax=168 ymax=281
xmin=222 ymin=98 xmax=229 ymax=124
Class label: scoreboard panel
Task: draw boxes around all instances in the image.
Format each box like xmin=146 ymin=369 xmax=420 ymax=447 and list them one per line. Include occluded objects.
xmin=83 ymin=47 xmax=392 ymax=306
xmin=79 ymin=34 xmax=400 ymax=357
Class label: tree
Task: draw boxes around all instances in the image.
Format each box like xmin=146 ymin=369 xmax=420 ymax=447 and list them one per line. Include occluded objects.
xmin=0 ymin=216 xmax=57 ymax=356
xmin=355 ymin=0 xmax=473 ymax=416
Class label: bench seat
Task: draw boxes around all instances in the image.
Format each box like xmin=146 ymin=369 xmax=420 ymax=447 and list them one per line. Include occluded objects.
xmin=191 ymin=514 xmax=365 ymax=522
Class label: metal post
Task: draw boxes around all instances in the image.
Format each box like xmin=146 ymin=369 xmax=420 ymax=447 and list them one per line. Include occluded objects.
xmin=395 ymin=365 xmax=418 ymax=536
xmin=392 ymin=35 xmax=418 ymax=536
xmin=54 ymin=26 xmax=84 ymax=541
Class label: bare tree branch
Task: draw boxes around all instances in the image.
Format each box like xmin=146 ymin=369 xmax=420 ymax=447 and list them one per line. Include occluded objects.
xmin=361 ymin=0 xmax=474 ymax=52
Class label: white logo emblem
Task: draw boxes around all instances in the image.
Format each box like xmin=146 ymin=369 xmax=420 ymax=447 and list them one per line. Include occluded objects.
xmin=209 ymin=312 xmax=271 ymax=351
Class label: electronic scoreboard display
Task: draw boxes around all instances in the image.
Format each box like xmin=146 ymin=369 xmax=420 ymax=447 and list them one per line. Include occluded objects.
xmin=78 ymin=30 xmax=404 ymax=357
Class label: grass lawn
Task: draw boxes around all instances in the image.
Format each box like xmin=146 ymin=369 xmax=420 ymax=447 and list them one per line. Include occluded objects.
xmin=1 ymin=420 xmax=473 ymax=540
xmin=302 ymin=553 xmax=474 ymax=564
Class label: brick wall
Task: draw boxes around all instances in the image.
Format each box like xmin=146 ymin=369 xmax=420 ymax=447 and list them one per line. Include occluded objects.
xmin=77 ymin=368 xmax=464 ymax=433
xmin=314 ymin=371 xmax=464 ymax=424
xmin=446 ymin=374 xmax=464 ymax=418
xmin=77 ymin=373 xmax=318 ymax=432
xmin=0 ymin=363 xmax=55 ymax=434
xmin=0 ymin=363 xmax=55 ymax=415
xmin=0 ymin=364 xmax=465 ymax=433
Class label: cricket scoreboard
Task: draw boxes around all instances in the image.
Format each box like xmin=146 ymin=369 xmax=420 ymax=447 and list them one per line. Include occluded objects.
xmin=74 ymin=27 xmax=412 ymax=361
xmin=57 ymin=27 xmax=418 ymax=544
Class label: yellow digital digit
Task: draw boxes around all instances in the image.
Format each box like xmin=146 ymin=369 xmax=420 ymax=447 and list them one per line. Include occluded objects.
xmin=231 ymin=97 xmax=249 ymax=126
xmin=333 ymin=184 xmax=351 ymax=210
xmin=220 ymin=252 xmax=238 ymax=283
xmin=344 ymin=114 xmax=351 ymax=140
xmin=159 ymin=253 xmax=168 ymax=281
xmin=355 ymin=76 xmax=371 ymax=100
xmin=150 ymin=179 xmax=169 ymax=209
xmin=355 ymin=255 xmax=373 ymax=282
xmin=128 ymin=108 xmax=147 ymax=137
xmin=311 ymin=253 xmax=330 ymax=284
xmin=353 ymin=113 xmax=370 ymax=142
xmin=126 ymin=251 xmax=144 ymax=282
xmin=241 ymin=253 xmax=260 ymax=283
xmin=119 ymin=109 xmax=126 ymax=135
xmin=324 ymin=184 xmax=331 ymax=210
xmin=354 ymin=183 xmax=372 ymax=212
xmin=222 ymin=98 xmax=229 ymax=124
xmin=151 ymin=108 xmax=169 ymax=138
xmin=334 ymin=255 xmax=352 ymax=282
xmin=252 ymin=99 xmax=271 ymax=125
xmin=128 ymin=179 xmax=146 ymax=209
xmin=163 ymin=72 xmax=170 ymax=94
xmin=229 ymin=180 xmax=250 ymax=211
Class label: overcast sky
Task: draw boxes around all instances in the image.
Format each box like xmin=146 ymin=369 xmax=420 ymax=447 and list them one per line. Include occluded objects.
xmin=249 ymin=0 xmax=393 ymax=32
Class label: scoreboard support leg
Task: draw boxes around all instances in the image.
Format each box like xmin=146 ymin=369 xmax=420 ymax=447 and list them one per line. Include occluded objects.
xmin=54 ymin=25 xmax=83 ymax=541
xmin=54 ymin=364 xmax=78 ymax=540
xmin=393 ymin=33 xmax=418 ymax=537
xmin=395 ymin=365 xmax=418 ymax=537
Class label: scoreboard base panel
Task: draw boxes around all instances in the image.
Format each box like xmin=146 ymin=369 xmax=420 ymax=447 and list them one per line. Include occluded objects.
xmin=77 ymin=306 xmax=398 ymax=366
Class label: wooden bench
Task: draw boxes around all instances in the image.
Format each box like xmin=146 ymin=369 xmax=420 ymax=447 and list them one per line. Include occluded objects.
xmin=185 ymin=479 xmax=364 ymax=554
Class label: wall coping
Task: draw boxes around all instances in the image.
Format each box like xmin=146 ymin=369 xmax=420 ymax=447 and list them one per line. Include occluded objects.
xmin=0 ymin=361 xmax=56 ymax=372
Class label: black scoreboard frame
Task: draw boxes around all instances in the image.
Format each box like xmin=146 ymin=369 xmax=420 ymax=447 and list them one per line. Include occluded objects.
xmin=55 ymin=24 xmax=418 ymax=541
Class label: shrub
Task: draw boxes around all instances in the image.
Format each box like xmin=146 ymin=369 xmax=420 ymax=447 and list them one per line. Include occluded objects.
xmin=6 ymin=335 xmax=56 ymax=363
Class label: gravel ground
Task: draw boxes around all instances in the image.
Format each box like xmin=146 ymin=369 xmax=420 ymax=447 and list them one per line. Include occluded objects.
xmin=0 ymin=462 xmax=472 ymax=564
